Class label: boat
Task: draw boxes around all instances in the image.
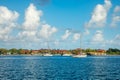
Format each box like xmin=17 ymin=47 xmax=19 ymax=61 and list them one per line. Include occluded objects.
xmin=72 ymin=32 xmax=87 ymax=58
xmin=62 ymin=54 xmax=72 ymax=56
xmin=43 ymin=41 xmax=53 ymax=56
xmin=72 ymin=53 xmax=87 ymax=57
xmin=43 ymin=53 xmax=53 ymax=56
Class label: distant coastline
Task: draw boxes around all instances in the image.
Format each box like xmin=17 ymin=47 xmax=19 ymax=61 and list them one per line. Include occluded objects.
xmin=0 ymin=48 xmax=120 ymax=56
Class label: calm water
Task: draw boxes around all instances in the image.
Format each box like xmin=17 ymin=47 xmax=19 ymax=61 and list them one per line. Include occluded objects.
xmin=0 ymin=56 xmax=120 ymax=80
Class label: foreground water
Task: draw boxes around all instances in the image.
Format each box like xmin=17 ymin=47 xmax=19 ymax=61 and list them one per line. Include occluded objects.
xmin=0 ymin=56 xmax=120 ymax=80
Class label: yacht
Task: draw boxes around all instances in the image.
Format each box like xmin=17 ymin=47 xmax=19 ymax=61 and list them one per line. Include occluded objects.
xmin=43 ymin=41 xmax=53 ymax=56
xmin=72 ymin=53 xmax=87 ymax=57
xmin=62 ymin=54 xmax=72 ymax=56
xmin=72 ymin=33 xmax=87 ymax=58
xmin=43 ymin=53 xmax=53 ymax=56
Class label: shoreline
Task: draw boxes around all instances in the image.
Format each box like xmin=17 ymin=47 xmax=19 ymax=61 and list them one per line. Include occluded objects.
xmin=0 ymin=54 xmax=120 ymax=56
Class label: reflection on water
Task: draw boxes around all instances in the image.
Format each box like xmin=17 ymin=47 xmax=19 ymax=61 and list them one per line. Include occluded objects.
xmin=0 ymin=56 xmax=120 ymax=79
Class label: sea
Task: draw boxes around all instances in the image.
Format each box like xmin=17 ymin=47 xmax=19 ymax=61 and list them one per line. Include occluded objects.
xmin=0 ymin=55 xmax=120 ymax=80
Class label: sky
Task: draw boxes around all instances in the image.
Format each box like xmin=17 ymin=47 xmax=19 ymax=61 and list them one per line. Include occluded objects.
xmin=0 ymin=0 xmax=120 ymax=50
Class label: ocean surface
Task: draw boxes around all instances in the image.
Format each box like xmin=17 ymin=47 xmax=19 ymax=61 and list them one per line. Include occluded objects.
xmin=0 ymin=56 xmax=120 ymax=80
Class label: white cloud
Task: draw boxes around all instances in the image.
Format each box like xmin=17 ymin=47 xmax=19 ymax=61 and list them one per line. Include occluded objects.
xmin=54 ymin=40 xmax=59 ymax=46
xmin=37 ymin=24 xmax=57 ymax=39
xmin=86 ymin=0 xmax=112 ymax=28
xmin=18 ymin=31 xmax=36 ymax=39
xmin=23 ymin=3 xmax=42 ymax=30
xmin=89 ymin=33 xmax=120 ymax=49
xmin=112 ymin=34 xmax=120 ymax=46
xmin=104 ymin=0 xmax=112 ymax=11
xmin=84 ymin=29 xmax=90 ymax=35
xmin=92 ymin=30 xmax=104 ymax=43
xmin=18 ymin=3 xmax=57 ymax=47
xmin=114 ymin=6 xmax=120 ymax=13
xmin=111 ymin=6 xmax=120 ymax=27
xmin=115 ymin=34 xmax=120 ymax=40
xmin=0 ymin=6 xmax=19 ymax=24
xmin=0 ymin=6 xmax=19 ymax=41
xmin=106 ymin=34 xmax=120 ymax=48
xmin=73 ymin=33 xmax=81 ymax=41
xmin=0 ymin=3 xmax=58 ymax=49
xmin=111 ymin=16 xmax=120 ymax=27
xmin=18 ymin=3 xmax=42 ymax=42
xmin=61 ymin=30 xmax=71 ymax=40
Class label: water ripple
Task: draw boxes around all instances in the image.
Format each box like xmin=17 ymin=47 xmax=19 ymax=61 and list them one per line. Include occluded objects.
xmin=0 ymin=56 xmax=120 ymax=79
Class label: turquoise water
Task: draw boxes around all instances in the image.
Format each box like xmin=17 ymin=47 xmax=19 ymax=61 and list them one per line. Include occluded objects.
xmin=0 ymin=56 xmax=120 ymax=80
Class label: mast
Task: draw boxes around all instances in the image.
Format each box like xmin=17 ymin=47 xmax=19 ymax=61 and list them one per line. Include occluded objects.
xmin=80 ymin=33 xmax=82 ymax=54
xmin=47 ymin=40 xmax=51 ymax=54
xmin=47 ymin=30 xmax=51 ymax=54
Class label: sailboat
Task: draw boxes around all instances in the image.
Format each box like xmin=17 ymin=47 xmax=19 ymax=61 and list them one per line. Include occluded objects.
xmin=43 ymin=41 xmax=53 ymax=56
xmin=72 ymin=33 xmax=87 ymax=58
xmin=72 ymin=52 xmax=87 ymax=57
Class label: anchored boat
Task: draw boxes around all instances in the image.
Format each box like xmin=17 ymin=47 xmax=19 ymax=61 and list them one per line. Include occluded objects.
xmin=72 ymin=53 xmax=87 ymax=57
xmin=72 ymin=32 xmax=87 ymax=58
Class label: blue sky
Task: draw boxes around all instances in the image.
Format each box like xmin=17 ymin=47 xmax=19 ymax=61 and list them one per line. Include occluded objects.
xmin=0 ymin=0 xmax=120 ymax=50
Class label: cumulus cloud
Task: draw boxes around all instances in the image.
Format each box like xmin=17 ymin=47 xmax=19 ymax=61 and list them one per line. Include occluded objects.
xmin=18 ymin=3 xmax=42 ymax=42
xmin=111 ymin=6 xmax=120 ymax=27
xmin=114 ymin=6 xmax=120 ymax=13
xmin=19 ymin=4 xmax=57 ymax=41
xmin=73 ymin=33 xmax=81 ymax=41
xmin=37 ymin=24 xmax=57 ymax=39
xmin=106 ymin=34 xmax=120 ymax=48
xmin=89 ymin=32 xmax=120 ymax=49
xmin=111 ymin=16 xmax=120 ymax=27
xmin=23 ymin=3 xmax=42 ymax=30
xmin=84 ymin=29 xmax=90 ymax=35
xmin=0 ymin=6 xmax=19 ymax=41
xmin=17 ymin=3 xmax=57 ymax=47
xmin=86 ymin=0 xmax=112 ymax=28
xmin=0 ymin=6 xmax=19 ymax=24
xmin=92 ymin=30 xmax=104 ymax=43
xmin=113 ymin=34 xmax=120 ymax=47
xmin=112 ymin=34 xmax=120 ymax=46
xmin=54 ymin=40 xmax=59 ymax=46
xmin=18 ymin=31 xmax=36 ymax=40
xmin=61 ymin=30 xmax=71 ymax=40
xmin=115 ymin=34 xmax=120 ymax=40
xmin=104 ymin=0 xmax=112 ymax=11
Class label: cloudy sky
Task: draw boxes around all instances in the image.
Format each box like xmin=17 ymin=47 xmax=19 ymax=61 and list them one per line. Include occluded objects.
xmin=0 ymin=0 xmax=120 ymax=49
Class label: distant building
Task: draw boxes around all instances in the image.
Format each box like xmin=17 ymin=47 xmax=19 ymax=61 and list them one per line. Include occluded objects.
xmin=90 ymin=49 xmax=106 ymax=55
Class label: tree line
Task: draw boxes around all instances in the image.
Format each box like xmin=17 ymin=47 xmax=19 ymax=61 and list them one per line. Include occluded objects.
xmin=106 ymin=48 xmax=120 ymax=55
xmin=0 ymin=48 xmax=120 ymax=55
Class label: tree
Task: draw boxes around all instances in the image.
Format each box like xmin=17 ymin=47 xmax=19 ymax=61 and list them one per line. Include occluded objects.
xmin=106 ymin=48 xmax=120 ymax=55
xmin=0 ymin=48 xmax=8 ymax=55
xmin=9 ymin=48 xmax=18 ymax=55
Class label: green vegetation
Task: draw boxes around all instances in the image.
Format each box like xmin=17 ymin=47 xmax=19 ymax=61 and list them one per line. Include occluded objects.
xmin=0 ymin=48 xmax=119 ymax=55
xmin=0 ymin=48 xmax=8 ymax=55
xmin=106 ymin=48 xmax=120 ymax=55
